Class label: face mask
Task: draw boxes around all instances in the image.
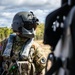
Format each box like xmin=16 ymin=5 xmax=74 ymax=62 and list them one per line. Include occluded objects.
xmin=21 ymin=27 xmax=35 ymax=38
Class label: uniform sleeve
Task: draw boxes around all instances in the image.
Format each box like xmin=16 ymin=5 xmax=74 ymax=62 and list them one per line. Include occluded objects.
xmin=0 ymin=41 xmax=3 ymax=55
xmin=33 ymin=42 xmax=47 ymax=73
xmin=0 ymin=39 xmax=7 ymax=55
xmin=0 ymin=39 xmax=7 ymax=67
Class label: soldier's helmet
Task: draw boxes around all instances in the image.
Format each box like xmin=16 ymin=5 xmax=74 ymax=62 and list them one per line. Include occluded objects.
xmin=12 ymin=11 xmax=39 ymax=38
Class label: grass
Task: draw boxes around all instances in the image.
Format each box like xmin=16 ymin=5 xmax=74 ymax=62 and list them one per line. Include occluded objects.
xmin=35 ymin=40 xmax=51 ymax=57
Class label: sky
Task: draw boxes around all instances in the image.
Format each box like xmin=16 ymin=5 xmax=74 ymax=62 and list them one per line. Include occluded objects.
xmin=0 ymin=0 xmax=61 ymax=27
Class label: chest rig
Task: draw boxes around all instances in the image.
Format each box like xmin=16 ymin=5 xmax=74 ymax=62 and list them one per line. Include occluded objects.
xmin=2 ymin=34 xmax=35 ymax=75
xmin=3 ymin=34 xmax=35 ymax=61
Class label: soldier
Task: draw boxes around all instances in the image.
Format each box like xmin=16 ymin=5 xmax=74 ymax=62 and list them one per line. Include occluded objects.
xmin=0 ymin=11 xmax=46 ymax=75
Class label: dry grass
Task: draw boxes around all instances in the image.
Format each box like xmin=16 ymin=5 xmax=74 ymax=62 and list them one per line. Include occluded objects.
xmin=35 ymin=40 xmax=51 ymax=57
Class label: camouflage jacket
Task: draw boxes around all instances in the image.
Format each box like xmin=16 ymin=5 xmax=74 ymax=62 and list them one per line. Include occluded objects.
xmin=0 ymin=35 xmax=46 ymax=74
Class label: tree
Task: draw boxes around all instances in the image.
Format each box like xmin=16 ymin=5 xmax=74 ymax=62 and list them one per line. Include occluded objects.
xmin=0 ymin=27 xmax=13 ymax=41
xmin=35 ymin=23 xmax=44 ymax=40
xmin=0 ymin=28 xmax=5 ymax=41
xmin=4 ymin=27 xmax=10 ymax=38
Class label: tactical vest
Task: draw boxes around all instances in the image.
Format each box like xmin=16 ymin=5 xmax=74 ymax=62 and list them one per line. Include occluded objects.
xmin=2 ymin=34 xmax=36 ymax=75
xmin=2 ymin=34 xmax=35 ymax=62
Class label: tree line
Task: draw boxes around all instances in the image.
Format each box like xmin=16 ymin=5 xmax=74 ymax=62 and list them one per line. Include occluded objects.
xmin=0 ymin=23 xmax=44 ymax=42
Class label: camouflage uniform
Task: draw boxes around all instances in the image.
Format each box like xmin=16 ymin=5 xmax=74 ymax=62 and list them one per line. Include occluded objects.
xmin=0 ymin=38 xmax=3 ymax=55
xmin=0 ymin=39 xmax=3 ymax=74
xmin=0 ymin=35 xmax=46 ymax=75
